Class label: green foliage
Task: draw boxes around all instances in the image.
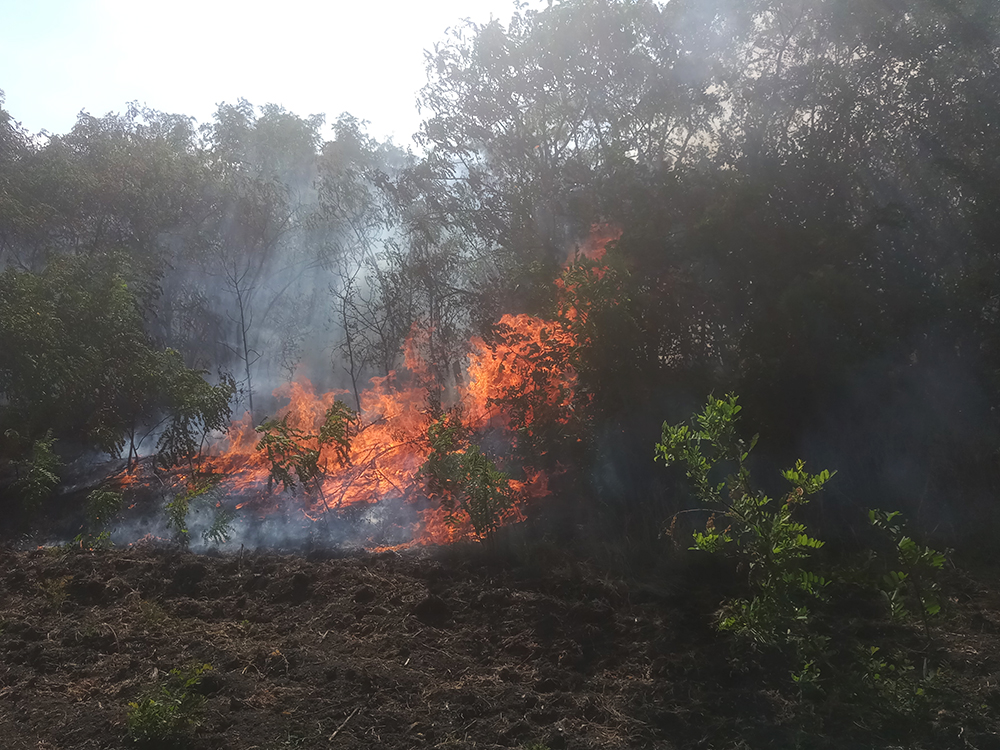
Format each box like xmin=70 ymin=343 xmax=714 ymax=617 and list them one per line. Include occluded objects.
xmin=868 ymin=509 xmax=949 ymax=625
xmin=657 ymin=395 xmax=833 ymax=650
xmin=37 ymin=575 xmax=71 ymax=607
xmin=856 ymin=644 xmax=937 ymax=712
xmin=0 ymin=254 xmax=160 ymax=456
xmin=318 ymin=400 xmax=355 ymax=467
xmin=421 ymin=413 xmax=464 ymax=496
xmin=256 ymin=415 xmax=320 ymax=491
xmin=421 ymin=412 xmax=515 ymax=542
xmin=456 ymin=444 xmax=516 ymax=540
xmin=134 ymin=599 xmax=169 ymax=628
xmin=156 ymin=361 xmax=236 ymax=470
xmin=164 ymin=477 xmax=235 ymax=548
xmin=555 ymin=249 xmax=649 ymax=416
xmin=656 ymin=394 xmax=946 ymax=712
xmin=155 ymin=362 xmax=237 ymax=547
xmin=126 ymin=663 xmax=212 ymax=744
xmin=165 ymin=477 xmax=216 ymax=545
xmin=255 ymin=400 xmax=356 ymax=492
xmin=0 ymin=253 xmax=239 ymax=501
xmin=164 ymin=492 xmax=194 ymax=544
xmin=203 ymin=506 xmax=236 ymax=546
xmin=85 ymin=487 xmax=124 ymax=527
xmin=9 ymin=430 xmax=61 ymax=510
xmin=70 ymin=486 xmax=124 ymax=551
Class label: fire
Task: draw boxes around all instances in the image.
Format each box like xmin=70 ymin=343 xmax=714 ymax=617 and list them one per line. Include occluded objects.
xmin=123 ymin=225 xmax=619 ymax=547
xmin=462 ymin=314 xmax=578 ymax=435
xmin=566 ymin=222 xmax=621 ymax=263
xmin=204 ymin=371 xmax=431 ymax=521
xmin=554 ymin=223 xmax=623 ymax=329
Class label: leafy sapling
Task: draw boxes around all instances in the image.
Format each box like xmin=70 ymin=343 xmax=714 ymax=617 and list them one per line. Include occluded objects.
xmin=421 ymin=412 xmax=515 ymax=544
xmin=126 ymin=663 xmax=212 ymax=744
xmin=868 ymin=509 xmax=948 ymax=636
xmin=657 ymin=394 xmax=949 ymax=708
xmin=71 ymin=486 xmax=124 ymax=550
xmin=156 ymin=363 xmax=236 ymax=472
xmin=9 ymin=430 xmax=61 ymax=510
xmin=203 ymin=507 xmax=236 ymax=546
xmin=165 ymin=476 xmax=232 ymax=548
xmin=656 ymin=395 xmax=835 ymax=655
xmin=255 ymin=399 xmax=356 ymax=493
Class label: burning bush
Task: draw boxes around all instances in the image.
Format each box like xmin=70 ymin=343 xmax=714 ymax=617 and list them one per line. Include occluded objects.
xmin=420 ymin=412 xmax=516 ymax=544
xmin=170 ymin=229 xmax=620 ymax=548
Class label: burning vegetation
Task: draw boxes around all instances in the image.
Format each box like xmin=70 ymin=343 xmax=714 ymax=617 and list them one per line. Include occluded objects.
xmin=108 ymin=225 xmax=613 ymax=549
xmin=2 ymin=0 xmax=1000 ymax=746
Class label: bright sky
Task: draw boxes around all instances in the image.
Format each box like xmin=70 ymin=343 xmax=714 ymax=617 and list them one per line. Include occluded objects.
xmin=0 ymin=0 xmax=537 ymax=145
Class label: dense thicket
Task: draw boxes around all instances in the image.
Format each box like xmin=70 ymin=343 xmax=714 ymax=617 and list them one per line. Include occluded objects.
xmin=1 ymin=0 xmax=998 ymax=539
xmin=415 ymin=0 xmax=1000 ymax=539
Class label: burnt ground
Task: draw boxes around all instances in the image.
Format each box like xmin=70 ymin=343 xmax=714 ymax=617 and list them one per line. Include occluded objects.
xmin=0 ymin=542 xmax=998 ymax=750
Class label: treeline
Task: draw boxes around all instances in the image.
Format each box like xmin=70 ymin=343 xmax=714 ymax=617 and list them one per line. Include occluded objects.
xmin=2 ymin=0 xmax=999 ymax=539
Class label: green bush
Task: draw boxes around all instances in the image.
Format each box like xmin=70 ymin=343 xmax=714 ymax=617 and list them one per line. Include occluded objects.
xmin=656 ymin=394 xmax=948 ymax=712
xmin=9 ymin=430 xmax=61 ymax=510
xmin=126 ymin=663 xmax=211 ymax=744
xmin=156 ymin=360 xmax=236 ymax=471
xmin=69 ymin=486 xmax=123 ymax=551
xmin=164 ymin=476 xmax=234 ymax=548
xmin=656 ymin=394 xmax=833 ymax=654
xmin=867 ymin=509 xmax=948 ymax=633
xmin=255 ymin=399 xmax=356 ymax=492
xmin=421 ymin=412 xmax=515 ymax=543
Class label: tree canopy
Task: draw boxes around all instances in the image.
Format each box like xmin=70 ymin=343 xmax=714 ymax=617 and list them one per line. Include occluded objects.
xmin=1 ymin=0 xmax=998 ymax=534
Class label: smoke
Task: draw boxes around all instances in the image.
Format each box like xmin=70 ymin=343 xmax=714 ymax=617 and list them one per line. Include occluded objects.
xmin=102 ymin=492 xmax=425 ymax=554
xmin=142 ymin=105 xmax=418 ymax=434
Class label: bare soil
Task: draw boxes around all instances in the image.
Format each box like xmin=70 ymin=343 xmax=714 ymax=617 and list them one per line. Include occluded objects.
xmin=0 ymin=543 xmax=997 ymax=750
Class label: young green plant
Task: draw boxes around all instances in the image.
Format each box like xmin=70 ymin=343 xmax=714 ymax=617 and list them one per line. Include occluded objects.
xmin=656 ymin=394 xmax=834 ymax=651
xmin=421 ymin=412 xmax=515 ymax=544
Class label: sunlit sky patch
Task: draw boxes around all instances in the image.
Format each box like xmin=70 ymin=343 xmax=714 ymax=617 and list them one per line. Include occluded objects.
xmin=0 ymin=0 xmax=538 ymax=144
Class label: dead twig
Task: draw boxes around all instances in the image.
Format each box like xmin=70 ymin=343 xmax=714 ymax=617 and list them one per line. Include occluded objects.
xmin=329 ymin=706 xmax=361 ymax=741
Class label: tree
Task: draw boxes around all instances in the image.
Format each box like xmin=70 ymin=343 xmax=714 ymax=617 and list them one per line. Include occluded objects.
xmin=194 ymin=101 xmax=329 ymax=417
xmin=0 ymin=253 xmax=235 ymax=482
xmin=156 ymin=357 xmax=236 ymax=472
xmin=0 ymin=90 xmax=34 ymax=268
xmin=316 ymin=114 xmax=405 ymax=404
xmin=0 ymin=253 xmax=158 ymax=454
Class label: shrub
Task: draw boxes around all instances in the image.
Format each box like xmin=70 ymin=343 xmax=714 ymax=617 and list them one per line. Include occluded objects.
xmin=37 ymin=575 xmax=71 ymax=607
xmin=70 ymin=486 xmax=123 ymax=550
xmin=164 ymin=476 xmax=234 ymax=548
xmin=126 ymin=663 xmax=211 ymax=744
xmin=656 ymin=394 xmax=833 ymax=655
xmin=9 ymin=430 xmax=60 ymax=510
xmin=867 ymin=509 xmax=948 ymax=635
xmin=656 ymin=394 xmax=948 ymax=712
xmin=255 ymin=399 xmax=355 ymax=492
xmin=421 ymin=412 xmax=515 ymax=543
xmin=156 ymin=361 xmax=236 ymax=471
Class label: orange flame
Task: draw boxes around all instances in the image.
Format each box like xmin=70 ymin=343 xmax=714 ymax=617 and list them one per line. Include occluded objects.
xmin=566 ymin=222 xmax=622 ymax=264
xmin=122 ymin=225 xmax=619 ymax=547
